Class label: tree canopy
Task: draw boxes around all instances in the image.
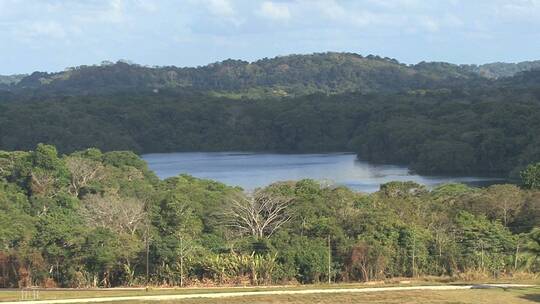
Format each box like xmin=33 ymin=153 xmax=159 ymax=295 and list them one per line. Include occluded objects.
xmin=0 ymin=145 xmax=538 ymax=287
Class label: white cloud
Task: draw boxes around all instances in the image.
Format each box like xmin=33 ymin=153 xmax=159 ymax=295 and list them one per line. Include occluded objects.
xmin=102 ymin=0 xmax=125 ymax=23
xmin=498 ymin=0 xmax=540 ymax=21
xmin=418 ymin=16 xmax=440 ymax=32
xmin=10 ymin=20 xmax=73 ymax=46
xmin=258 ymin=1 xmax=291 ymax=21
xmin=311 ymin=1 xmax=398 ymax=28
xmin=314 ymin=0 xmax=347 ymax=20
xmin=1 ymin=0 xmax=539 ymax=74
xmin=205 ymin=0 xmax=235 ymax=17
xmin=442 ymin=13 xmax=464 ymax=27
xmin=135 ymin=0 xmax=158 ymax=13
xmin=365 ymin=0 xmax=423 ymax=10
xmin=201 ymin=0 xmax=243 ymax=26
xmin=26 ymin=21 xmax=67 ymax=39
xmin=310 ymin=1 xmax=466 ymax=32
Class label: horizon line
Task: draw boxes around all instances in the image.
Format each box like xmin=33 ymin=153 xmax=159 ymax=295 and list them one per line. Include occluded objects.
xmin=2 ymin=51 xmax=540 ymax=76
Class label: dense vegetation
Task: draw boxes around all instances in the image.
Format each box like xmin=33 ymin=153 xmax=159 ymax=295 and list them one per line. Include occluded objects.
xmin=1 ymin=53 xmax=482 ymax=96
xmin=0 ymin=145 xmax=539 ymax=287
xmin=1 ymin=53 xmax=539 ymax=176
xmin=1 ymin=69 xmax=540 ymax=176
xmin=466 ymin=60 xmax=540 ymax=79
xmin=0 ymin=75 xmax=25 ymax=87
xmin=2 ymin=53 xmax=539 ymax=97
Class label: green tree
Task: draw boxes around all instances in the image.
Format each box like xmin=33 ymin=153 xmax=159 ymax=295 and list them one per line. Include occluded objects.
xmin=523 ymin=228 xmax=540 ymax=272
xmin=521 ymin=163 xmax=540 ymax=189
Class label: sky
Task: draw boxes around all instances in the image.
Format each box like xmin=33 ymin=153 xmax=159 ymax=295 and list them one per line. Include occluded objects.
xmin=0 ymin=0 xmax=539 ymax=74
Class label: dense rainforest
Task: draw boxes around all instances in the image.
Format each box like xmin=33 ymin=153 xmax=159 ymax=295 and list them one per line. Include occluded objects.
xmin=0 ymin=145 xmax=539 ymax=287
xmin=0 ymin=53 xmax=486 ymax=96
xmin=1 ymin=71 xmax=540 ymax=176
xmin=2 ymin=52 xmax=540 ymax=96
xmin=1 ymin=53 xmax=540 ymax=176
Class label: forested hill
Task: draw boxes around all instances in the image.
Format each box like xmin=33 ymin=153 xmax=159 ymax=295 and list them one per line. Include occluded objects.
xmin=466 ymin=60 xmax=540 ymax=79
xmin=4 ymin=53 xmax=479 ymax=96
xmin=0 ymin=53 xmax=530 ymax=97
xmin=0 ymin=74 xmax=25 ymax=86
xmin=2 ymin=53 xmax=539 ymax=97
xmin=1 ymin=70 xmax=540 ymax=177
xmin=1 ymin=54 xmax=540 ymax=177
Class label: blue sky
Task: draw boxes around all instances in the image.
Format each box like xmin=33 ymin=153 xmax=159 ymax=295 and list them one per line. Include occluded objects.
xmin=1 ymin=0 xmax=539 ymax=74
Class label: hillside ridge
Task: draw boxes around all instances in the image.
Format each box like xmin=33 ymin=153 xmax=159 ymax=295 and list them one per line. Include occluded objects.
xmin=2 ymin=52 xmax=539 ymax=96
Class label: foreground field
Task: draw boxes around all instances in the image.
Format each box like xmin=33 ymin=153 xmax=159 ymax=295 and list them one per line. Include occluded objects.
xmin=0 ymin=286 xmax=293 ymax=302
xmin=0 ymin=284 xmax=538 ymax=304
xmin=109 ymin=287 xmax=540 ymax=304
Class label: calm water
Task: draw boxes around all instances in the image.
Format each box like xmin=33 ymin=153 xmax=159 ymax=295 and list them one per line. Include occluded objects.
xmin=142 ymin=152 xmax=504 ymax=193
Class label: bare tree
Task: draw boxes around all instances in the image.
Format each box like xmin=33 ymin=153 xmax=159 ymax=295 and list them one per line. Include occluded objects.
xmin=226 ymin=191 xmax=292 ymax=239
xmin=30 ymin=170 xmax=59 ymax=200
xmin=347 ymin=242 xmax=370 ymax=282
xmin=81 ymin=194 xmax=147 ymax=235
xmin=485 ymin=184 xmax=523 ymax=226
xmin=175 ymin=235 xmax=198 ymax=287
xmin=65 ymin=157 xmax=104 ymax=197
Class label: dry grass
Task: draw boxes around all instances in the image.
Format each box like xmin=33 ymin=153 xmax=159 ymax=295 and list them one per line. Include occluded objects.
xmin=0 ymin=283 xmax=404 ymax=302
xmin=0 ymin=284 xmax=382 ymax=302
xmin=0 ymin=282 xmax=538 ymax=303
xmin=105 ymin=287 xmax=540 ymax=304
xmin=0 ymin=287 xmax=282 ymax=302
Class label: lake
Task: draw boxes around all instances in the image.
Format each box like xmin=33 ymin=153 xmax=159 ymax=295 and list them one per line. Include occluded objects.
xmin=142 ymin=152 xmax=505 ymax=193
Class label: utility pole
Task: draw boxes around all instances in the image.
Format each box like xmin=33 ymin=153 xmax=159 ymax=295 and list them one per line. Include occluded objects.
xmin=480 ymin=241 xmax=485 ymax=271
xmin=327 ymin=235 xmax=331 ymax=284
xmin=180 ymin=236 xmax=184 ymax=288
xmin=142 ymin=199 xmax=151 ymax=289
xmin=514 ymin=241 xmax=520 ymax=270
xmin=145 ymin=225 xmax=150 ymax=286
xmin=411 ymin=235 xmax=416 ymax=278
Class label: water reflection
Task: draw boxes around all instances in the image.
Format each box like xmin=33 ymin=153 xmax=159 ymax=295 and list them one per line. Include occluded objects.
xmin=142 ymin=152 xmax=505 ymax=193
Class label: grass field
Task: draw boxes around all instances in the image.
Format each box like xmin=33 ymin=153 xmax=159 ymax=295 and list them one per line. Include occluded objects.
xmin=0 ymin=284 xmax=538 ymax=303
xmin=104 ymin=287 xmax=540 ymax=304
xmin=0 ymin=286 xmax=291 ymax=302
xmin=0 ymin=283 xmax=395 ymax=302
